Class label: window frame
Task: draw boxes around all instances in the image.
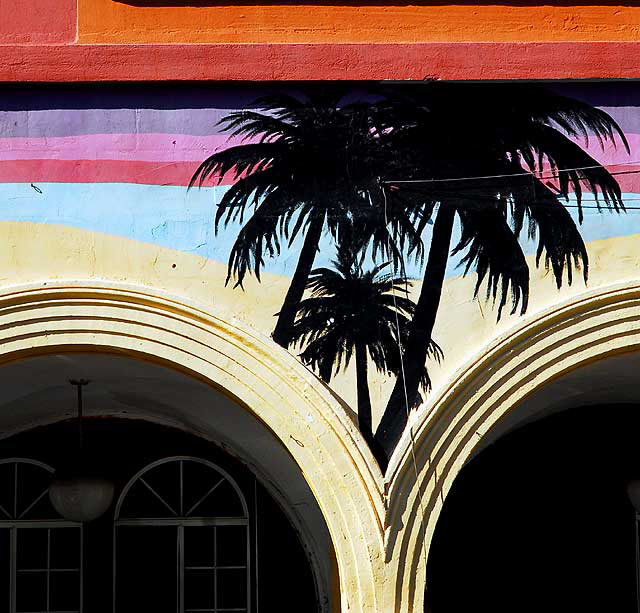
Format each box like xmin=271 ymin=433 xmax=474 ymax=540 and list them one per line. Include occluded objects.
xmin=0 ymin=458 xmax=83 ymax=613
xmin=112 ymin=456 xmax=251 ymax=613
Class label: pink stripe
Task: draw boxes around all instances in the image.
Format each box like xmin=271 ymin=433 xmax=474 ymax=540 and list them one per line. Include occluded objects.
xmin=0 ymin=133 xmax=251 ymax=163
xmin=0 ymin=133 xmax=636 ymax=173
xmin=0 ymin=159 xmax=235 ymax=186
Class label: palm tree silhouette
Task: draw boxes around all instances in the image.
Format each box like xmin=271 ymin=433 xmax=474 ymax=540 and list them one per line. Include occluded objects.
xmin=190 ymin=89 xmax=421 ymax=349
xmin=375 ymin=83 xmax=629 ymax=460
xmin=291 ymin=248 xmax=441 ymax=452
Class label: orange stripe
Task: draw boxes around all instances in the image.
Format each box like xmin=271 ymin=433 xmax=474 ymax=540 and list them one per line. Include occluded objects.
xmin=79 ymin=1 xmax=640 ymax=44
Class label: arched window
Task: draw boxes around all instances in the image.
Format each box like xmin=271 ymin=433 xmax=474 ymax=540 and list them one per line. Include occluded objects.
xmin=113 ymin=456 xmax=250 ymax=613
xmin=0 ymin=458 xmax=83 ymax=613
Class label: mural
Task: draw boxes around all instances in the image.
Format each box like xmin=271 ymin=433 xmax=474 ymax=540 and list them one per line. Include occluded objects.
xmin=0 ymin=83 xmax=638 ymax=468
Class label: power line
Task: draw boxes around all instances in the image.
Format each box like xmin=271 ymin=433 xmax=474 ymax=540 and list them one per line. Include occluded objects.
xmin=381 ymin=182 xmax=431 ymax=586
xmin=422 ymin=190 xmax=636 ymax=209
xmin=383 ymin=159 xmax=640 ymax=186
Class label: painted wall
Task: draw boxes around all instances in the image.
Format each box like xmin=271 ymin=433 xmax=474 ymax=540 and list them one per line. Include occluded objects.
xmin=76 ymin=0 xmax=640 ymax=44
xmin=1 ymin=82 xmax=640 ymax=434
xmin=4 ymin=0 xmax=640 ymax=81
xmin=4 ymin=0 xmax=640 ymax=45
xmin=0 ymin=0 xmax=76 ymax=44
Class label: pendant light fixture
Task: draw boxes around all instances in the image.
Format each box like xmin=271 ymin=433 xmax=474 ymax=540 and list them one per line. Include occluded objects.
xmin=48 ymin=379 xmax=115 ymax=522
xmin=629 ymin=480 xmax=640 ymax=513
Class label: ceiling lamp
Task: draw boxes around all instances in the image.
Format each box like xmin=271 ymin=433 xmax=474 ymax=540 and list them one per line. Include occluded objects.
xmin=627 ymin=480 xmax=640 ymax=513
xmin=48 ymin=379 xmax=115 ymax=522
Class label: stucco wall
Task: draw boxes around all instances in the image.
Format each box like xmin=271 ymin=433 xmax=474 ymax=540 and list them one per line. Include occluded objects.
xmin=0 ymin=82 xmax=637 ymax=429
xmin=3 ymin=0 xmax=640 ymax=81
xmin=2 ymin=81 xmax=640 ymax=610
xmin=8 ymin=0 xmax=640 ymax=45
xmin=76 ymin=0 xmax=640 ymax=44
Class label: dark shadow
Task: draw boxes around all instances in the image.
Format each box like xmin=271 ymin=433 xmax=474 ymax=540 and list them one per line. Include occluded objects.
xmin=2 ymin=82 xmax=640 ymax=113
xmin=425 ymin=404 xmax=640 ymax=613
xmin=0 ymin=418 xmax=318 ymax=613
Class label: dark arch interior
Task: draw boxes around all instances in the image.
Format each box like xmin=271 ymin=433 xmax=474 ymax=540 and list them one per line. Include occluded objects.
xmin=0 ymin=417 xmax=318 ymax=613
xmin=426 ymin=404 xmax=640 ymax=613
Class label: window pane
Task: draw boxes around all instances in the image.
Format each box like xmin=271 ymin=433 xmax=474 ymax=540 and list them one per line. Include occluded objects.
xmin=0 ymin=464 xmax=15 ymax=519
xmin=23 ymin=495 xmax=58 ymax=521
xmin=184 ymin=527 xmax=214 ymax=568
xmin=216 ymin=526 xmax=247 ymax=567
xmin=50 ymin=570 xmax=80 ymax=612
xmin=17 ymin=464 xmax=52 ymax=520
xmin=118 ymin=480 xmax=177 ymax=519
xmin=50 ymin=528 xmax=80 ymax=570
xmin=182 ymin=461 xmax=225 ymax=517
xmin=140 ymin=462 xmax=181 ymax=516
xmin=16 ymin=571 xmax=47 ymax=612
xmin=191 ymin=480 xmax=244 ymax=518
xmin=16 ymin=529 xmax=47 ymax=570
xmin=0 ymin=529 xmax=10 ymax=613
xmin=115 ymin=526 xmax=177 ymax=613
xmin=184 ymin=569 xmax=214 ymax=610
xmin=216 ymin=568 xmax=247 ymax=610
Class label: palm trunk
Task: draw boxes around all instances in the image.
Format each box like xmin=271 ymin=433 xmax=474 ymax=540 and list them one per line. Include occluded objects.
xmin=272 ymin=213 xmax=325 ymax=348
xmin=355 ymin=341 xmax=373 ymax=442
xmin=355 ymin=342 xmax=387 ymax=468
xmin=375 ymin=203 xmax=456 ymax=460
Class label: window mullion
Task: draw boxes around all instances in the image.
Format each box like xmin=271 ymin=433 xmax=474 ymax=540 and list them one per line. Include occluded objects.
xmin=80 ymin=526 xmax=84 ymax=613
xmin=214 ymin=526 xmax=217 ymax=613
xmin=178 ymin=524 xmax=184 ymax=613
xmin=46 ymin=529 xmax=51 ymax=613
xmin=10 ymin=528 xmax=16 ymax=613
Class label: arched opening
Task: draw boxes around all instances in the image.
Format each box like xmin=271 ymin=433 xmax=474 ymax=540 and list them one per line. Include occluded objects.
xmin=0 ymin=352 xmax=331 ymax=612
xmin=423 ymin=348 xmax=640 ymax=613
xmin=388 ymin=285 xmax=640 ymax=613
xmin=425 ymin=404 xmax=640 ymax=612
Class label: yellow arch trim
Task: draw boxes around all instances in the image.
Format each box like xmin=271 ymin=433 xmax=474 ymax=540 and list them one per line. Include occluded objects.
xmin=387 ymin=282 xmax=640 ymax=612
xmin=0 ymin=280 xmax=387 ymax=612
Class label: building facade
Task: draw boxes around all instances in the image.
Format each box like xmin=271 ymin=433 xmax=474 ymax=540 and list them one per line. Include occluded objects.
xmin=3 ymin=2 xmax=640 ymax=612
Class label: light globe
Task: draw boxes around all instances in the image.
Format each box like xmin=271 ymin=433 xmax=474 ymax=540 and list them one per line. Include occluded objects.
xmin=49 ymin=476 xmax=115 ymax=522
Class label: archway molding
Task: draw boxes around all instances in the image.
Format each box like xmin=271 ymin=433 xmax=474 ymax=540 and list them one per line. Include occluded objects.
xmin=386 ymin=281 xmax=640 ymax=613
xmin=0 ymin=280 xmax=386 ymax=613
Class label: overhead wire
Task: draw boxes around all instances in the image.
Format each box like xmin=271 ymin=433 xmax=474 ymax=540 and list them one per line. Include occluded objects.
xmin=384 ymin=159 xmax=640 ymax=186
xmin=382 ymin=164 xmax=640 ymax=210
xmin=380 ymin=180 xmax=431 ymax=585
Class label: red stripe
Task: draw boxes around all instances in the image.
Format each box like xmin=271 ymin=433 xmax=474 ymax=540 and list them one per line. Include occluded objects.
xmin=0 ymin=159 xmax=234 ymax=187
xmin=2 ymin=42 xmax=640 ymax=82
xmin=3 ymin=159 xmax=640 ymax=195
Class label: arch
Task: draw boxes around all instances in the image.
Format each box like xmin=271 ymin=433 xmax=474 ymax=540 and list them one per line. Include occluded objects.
xmin=386 ymin=281 xmax=640 ymax=613
xmin=0 ymin=457 xmax=55 ymax=520
xmin=114 ymin=455 xmax=249 ymax=519
xmin=0 ymin=280 xmax=386 ymax=613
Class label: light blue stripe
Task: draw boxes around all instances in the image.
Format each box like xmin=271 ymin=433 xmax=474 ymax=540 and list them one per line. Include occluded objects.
xmin=0 ymin=182 xmax=636 ymax=280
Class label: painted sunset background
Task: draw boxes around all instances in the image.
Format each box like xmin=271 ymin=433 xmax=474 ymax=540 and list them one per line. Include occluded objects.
xmin=1 ymin=83 xmax=640 ymax=427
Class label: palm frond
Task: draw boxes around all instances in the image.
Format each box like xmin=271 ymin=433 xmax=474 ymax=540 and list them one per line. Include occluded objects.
xmin=291 ymin=258 xmax=438 ymax=391
xmin=523 ymin=178 xmax=589 ymax=287
xmin=189 ymin=142 xmax=288 ymax=188
xmin=217 ymin=111 xmax=298 ymax=143
xmin=454 ymin=198 xmax=529 ymax=319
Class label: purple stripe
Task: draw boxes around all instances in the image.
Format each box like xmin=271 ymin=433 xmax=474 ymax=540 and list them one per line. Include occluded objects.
xmin=0 ymin=108 xmax=237 ymax=138
xmin=596 ymin=107 xmax=640 ymax=137
xmin=4 ymin=106 xmax=639 ymax=138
